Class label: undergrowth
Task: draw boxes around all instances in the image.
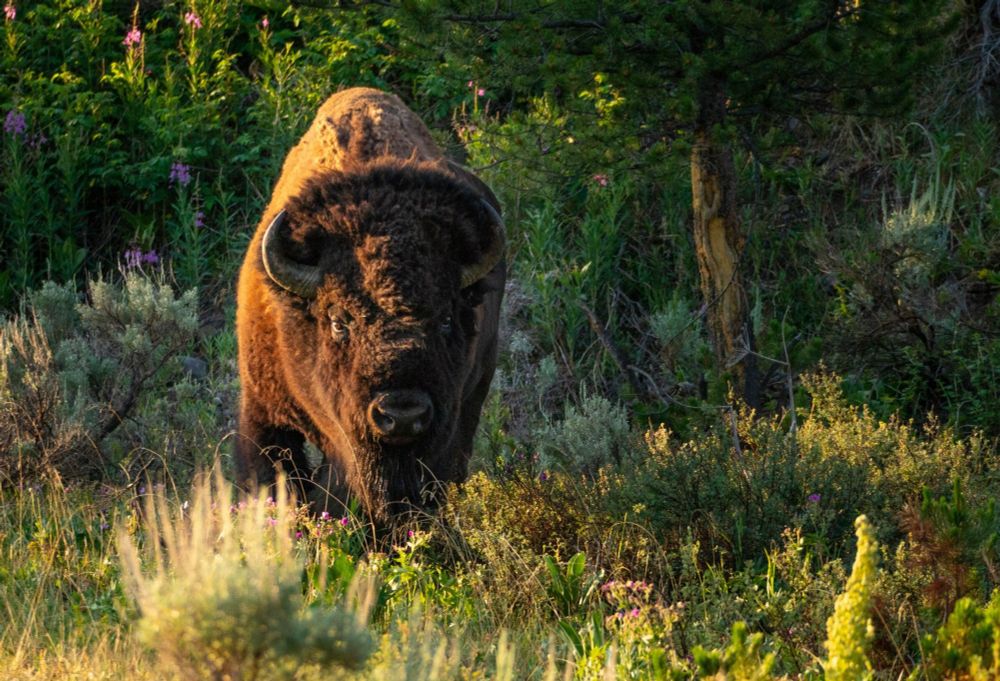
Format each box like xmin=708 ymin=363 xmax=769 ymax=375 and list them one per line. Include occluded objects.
xmin=3 ymin=1 xmax=1000 ymax=678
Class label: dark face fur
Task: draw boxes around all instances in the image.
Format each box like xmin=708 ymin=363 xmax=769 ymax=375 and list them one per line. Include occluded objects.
xmin=262 ymin=163 xmax=499 ymax=520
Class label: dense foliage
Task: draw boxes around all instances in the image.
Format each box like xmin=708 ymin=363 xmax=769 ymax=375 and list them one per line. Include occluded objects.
xmin=3 ymin=0 xmax=1000 ymax=678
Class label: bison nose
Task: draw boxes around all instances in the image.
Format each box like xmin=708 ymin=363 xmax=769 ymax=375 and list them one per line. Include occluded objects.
xmin=368 ymin=390 xmax=434 ymax=442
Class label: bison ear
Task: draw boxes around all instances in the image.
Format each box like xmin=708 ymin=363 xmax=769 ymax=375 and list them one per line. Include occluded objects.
xmin=261 ymin=210 xmax=324 ymax=298
xmin=445 ymin=160 xmax=506 ymax=289
xmin=458 ymin=199 xmax=505 ymax=289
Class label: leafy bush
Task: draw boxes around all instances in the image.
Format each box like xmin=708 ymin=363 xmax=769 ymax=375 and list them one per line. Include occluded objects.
xmin=538 ymin=391 xmax=632 ymax=477
xmin=0 ymin=272 xmax=197 ymax=484
xmin=919 ymin=593 xmax=1000 ymax=679
xmin=818 ymin=150 xmax=1000 ymax=435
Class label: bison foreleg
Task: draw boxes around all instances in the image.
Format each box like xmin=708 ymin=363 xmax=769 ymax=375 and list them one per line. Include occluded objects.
xmin=234 ymin=416 xmax=312 ymax=502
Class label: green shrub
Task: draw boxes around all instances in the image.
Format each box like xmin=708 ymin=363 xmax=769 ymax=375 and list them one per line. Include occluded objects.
xmin=538 ymin=391 xmax=632 ymax=477
xmin=919 ymin=593 xmax=1000 ymax=679
xmin=0 ymin=273 xmax=197 ymax=484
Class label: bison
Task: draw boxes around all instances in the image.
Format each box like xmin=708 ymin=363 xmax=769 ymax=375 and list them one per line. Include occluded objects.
xmin=235 ymin=88 xmax=505 ymax=525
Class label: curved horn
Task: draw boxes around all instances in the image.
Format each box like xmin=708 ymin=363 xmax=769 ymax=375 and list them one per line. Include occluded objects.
xmin=460 ymin=199 xmax=506 ymax=289
xmin=261 ymin=210 xmax=323 ymax=298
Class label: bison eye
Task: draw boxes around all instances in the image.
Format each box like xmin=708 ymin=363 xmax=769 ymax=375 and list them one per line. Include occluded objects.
xmin=439 ymin=316 xmax=453 ymax=336
xmin=329 ymin=313 xmax=350 ymax=340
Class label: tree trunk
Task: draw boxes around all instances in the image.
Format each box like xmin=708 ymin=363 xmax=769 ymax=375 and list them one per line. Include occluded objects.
xmin=690 ymin=79 xmax=760 ymax=407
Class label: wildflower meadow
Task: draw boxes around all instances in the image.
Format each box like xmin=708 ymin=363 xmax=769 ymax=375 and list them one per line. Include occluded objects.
xmin=4 ymin=1 xmax=1000 ymax=679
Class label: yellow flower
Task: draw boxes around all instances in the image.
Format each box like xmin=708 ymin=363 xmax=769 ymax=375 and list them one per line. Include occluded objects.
xmin=824 ymin=515 xmax=878 ymax=681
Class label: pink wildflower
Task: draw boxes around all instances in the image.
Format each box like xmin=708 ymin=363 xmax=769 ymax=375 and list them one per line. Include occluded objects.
xmin=340 ymin=516 xmax=349 ymax=527
xmin=123 ymin=27 xmax=142 ymax=47
xmin=4 ymin=3 xmax=15 ymax=21
xmin=260 ymin=16 xmax=268 ymax=28
xmin=184 ymin=11 xmax=202 ymax=29
xmin=477 ymin=88 xmax=485 ymax=96
xmin=592 ymin=173 xmax=609 ymax=187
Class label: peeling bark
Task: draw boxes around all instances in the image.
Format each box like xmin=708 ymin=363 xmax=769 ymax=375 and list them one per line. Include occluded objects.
xmin=690 ymin=80 xmax=760 ymax=407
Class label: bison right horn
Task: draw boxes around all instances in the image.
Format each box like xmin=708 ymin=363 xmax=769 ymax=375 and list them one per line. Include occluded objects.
xmin=459 ymin=200 xmax=506 ymax=289
xmin=261 ymin=210 xmax=324 ymax=298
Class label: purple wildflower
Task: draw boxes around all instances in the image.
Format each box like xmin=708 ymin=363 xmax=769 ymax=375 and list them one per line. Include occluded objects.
xmin=320 ymin=511 xmax=331 ymax=521
xmin=4 ymin=110 xmax=26 ymax=136
xmin=138 ymin=485 xmax=146 ymax=494
xmin=807 ymin=493 xmax=821 ymax=504
xmin=125 ymin=248 xmax=160 ymax=269
xmin=295 ymin=531 xmax=303 ymax=539
xmin=124 ymin=248 xmax=143 ymax=269
xmin=123 ymin=27 xmax=142 ymax=48
xmin=100 ymin=521 xmax=110 ymax=531
xmin=169 ymin=161 xmax=191 ymax=186
xmin=184 ymin=11 xmax=202 ymax=28
xmin=629 ymin=607 xmax=641 ymax=618
xmin=4 ymin=3 xmax=14 ymax=22
xmin=340 ymin=516 xmax=349 ymax=527
xmin=194 ymin=210 xmax=205 ymax=228
xmin=539 ymin=471 xmax=549 ymax=482
xmin=407 ymin=529 xmax=414 ymax=539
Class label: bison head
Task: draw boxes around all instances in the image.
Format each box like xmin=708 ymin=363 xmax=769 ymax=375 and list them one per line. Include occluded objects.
xmin=257 ymin=161 xmax=504 ymax=520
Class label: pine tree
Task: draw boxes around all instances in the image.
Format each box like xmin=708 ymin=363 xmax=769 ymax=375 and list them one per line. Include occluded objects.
xmin=390 ymin=0 xmax=956 ymax=405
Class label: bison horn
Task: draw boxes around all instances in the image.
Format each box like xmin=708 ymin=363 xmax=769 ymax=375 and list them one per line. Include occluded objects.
xmin=460 ymin=200 xmax=506 ymax=289
xmin=261 ymin=210 xmax=324 ymax=298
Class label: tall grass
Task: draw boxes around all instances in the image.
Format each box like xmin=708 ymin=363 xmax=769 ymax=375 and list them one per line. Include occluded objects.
xmin=118 ymin=468 xmax=375 ymax=680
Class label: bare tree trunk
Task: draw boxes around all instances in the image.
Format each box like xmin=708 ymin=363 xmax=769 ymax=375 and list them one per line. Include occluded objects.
xmin=690 ymin=79 xmax=760 ymax=407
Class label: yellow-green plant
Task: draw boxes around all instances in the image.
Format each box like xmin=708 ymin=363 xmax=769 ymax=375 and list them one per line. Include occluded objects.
xmin=117 ymin=469 xmax=375 ymax=680
xmin=823 ymin=515 xmax=879 ymax=681
xmin=693 ymin=622 xmax=777 ymax=680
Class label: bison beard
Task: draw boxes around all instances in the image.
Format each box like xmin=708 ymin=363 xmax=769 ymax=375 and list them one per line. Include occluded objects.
xmin=234 ymin=88 xmax=505 ymax=526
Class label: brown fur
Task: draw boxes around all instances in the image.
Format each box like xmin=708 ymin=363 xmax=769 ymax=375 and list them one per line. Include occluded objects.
xmin=235 ymin=88 xmax=505 ymax=524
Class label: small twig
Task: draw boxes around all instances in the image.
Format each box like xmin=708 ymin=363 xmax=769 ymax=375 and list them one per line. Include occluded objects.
xmin=726 ymin=407 xmax=743 ymax=460
xmin=578 ymin=300 xmax=646 ymax=400
xmin=781 ymin=308 xmax=797 ymax=435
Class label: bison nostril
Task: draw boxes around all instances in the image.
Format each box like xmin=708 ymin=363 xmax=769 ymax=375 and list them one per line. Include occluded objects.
xmin=367 ymin=390 xmax=434 ymax=440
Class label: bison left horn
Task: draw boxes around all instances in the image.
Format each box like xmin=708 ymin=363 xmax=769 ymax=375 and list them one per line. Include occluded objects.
xmin=261 ymin=210 xmax=324 ymax=298
xmin=460 ymin=200 xmax=506 ymax=289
